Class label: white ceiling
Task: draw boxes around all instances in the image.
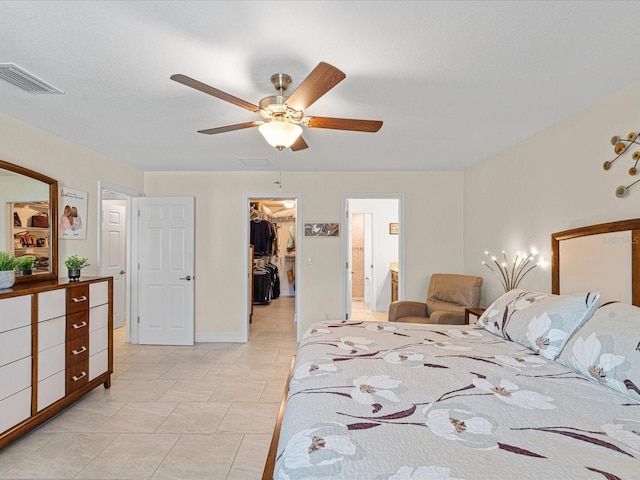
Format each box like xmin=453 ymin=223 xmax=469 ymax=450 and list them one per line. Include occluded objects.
xmin=1 ymin=1 xmax=639 ymax=172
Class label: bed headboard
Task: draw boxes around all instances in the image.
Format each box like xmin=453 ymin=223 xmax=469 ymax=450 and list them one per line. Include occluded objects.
xmin=551 ymin=218 xmax=640 ymax=306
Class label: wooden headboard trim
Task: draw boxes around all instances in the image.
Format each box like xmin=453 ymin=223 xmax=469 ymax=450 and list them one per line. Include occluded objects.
xmin=551 ymin=218 xmax=640 ymax=306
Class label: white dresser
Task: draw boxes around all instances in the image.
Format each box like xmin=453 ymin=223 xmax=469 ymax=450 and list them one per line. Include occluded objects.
xmin=0 ymin=277 xmax=113 ymax=449
xmin=0 ymin=295 xmax=32 ymax=434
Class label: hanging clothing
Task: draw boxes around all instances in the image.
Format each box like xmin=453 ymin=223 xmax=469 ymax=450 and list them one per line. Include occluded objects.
xmin=253 ymin=261 xmax=280 ymax=304
xmin=287 ymin=223 xmax=296 ymax=253
xmin=250 ymin=219 xmax=276 ymax=256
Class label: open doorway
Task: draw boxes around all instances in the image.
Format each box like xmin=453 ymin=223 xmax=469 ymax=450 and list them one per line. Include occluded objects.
xmin=246 ymin=195 xmax=301 ymax=341
xmin=343 ymin=195 xmax=403 ymax=321
xmin=98 ymin=181 xmax=143 ymax=343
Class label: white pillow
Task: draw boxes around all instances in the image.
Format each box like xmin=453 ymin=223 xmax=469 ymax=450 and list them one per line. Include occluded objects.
xmin=557 ymin=302 xmax=640 ymax=402
xmin=478 ymin=289 xmax=600 ymax=359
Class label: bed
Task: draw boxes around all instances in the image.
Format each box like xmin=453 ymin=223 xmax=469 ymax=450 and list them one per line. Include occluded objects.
xmin=263 ymin=219 xmax=640 ymax=479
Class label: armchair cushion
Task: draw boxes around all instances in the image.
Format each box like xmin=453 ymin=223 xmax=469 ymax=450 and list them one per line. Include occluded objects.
xmin=388 ymin=273 xmax=483 ymax=324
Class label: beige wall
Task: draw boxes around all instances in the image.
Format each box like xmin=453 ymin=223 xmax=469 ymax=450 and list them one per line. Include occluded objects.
xmin=0 ymin=113 xmax=144 ymax=276
xmin=145 ymin=171 xmax=464 ymax=337
xmin=13 ymin=75 xmax=637 ymax=339
xmin=464 ymin=80 xmax=640 ymax=305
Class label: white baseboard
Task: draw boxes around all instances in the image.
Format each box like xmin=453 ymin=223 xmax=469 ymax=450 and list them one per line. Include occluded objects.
xmin=195 ymin=332 xmax=246 ymax=343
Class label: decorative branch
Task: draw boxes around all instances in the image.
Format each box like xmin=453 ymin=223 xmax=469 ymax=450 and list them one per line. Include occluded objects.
xmin=482 ymin=251 xmax=540 ymax=292
xmin=605 ymin=131 xmax=640 ymax=198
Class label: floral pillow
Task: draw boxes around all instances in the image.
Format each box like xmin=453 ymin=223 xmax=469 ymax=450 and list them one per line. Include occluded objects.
xmin=556 ymin=301 xmax=640 ymax=402
xmin=477 ymin=289 xmax=600 ymax=360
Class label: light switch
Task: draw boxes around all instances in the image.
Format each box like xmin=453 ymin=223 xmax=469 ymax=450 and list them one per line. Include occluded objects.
xmin=306 ymin=256 xmax=313 ymax=265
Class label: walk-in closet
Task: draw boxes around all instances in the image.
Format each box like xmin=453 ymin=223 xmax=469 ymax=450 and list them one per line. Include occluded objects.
xmin=249 ymin=198 xmax=297 ymax=325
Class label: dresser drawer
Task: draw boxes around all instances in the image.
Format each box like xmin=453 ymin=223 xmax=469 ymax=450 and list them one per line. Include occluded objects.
xmin=89 ymin=304 xmax=109 ymax=332
xmin=0 ymin=325 xmax=31 ymax=368
xmin=0 ymin=387 xmax=31 ymax=434
xmin=66 ymin=360 xmax=89 ymax=394
xmin=89 ymin=349 xmax=109 ymax=381
xmin=67 ymin=335 xmax=90 ymax=366
xmin=90 ymin=281 xmax=109 ymax=308
xmin=38 ymin=289 xmax=66 ymax=322
xmin=38 ymin=315 xmax=66 ymax=352
xmin=66 ymin=285 xmax=90 ymax=314
xmin=0 ymin=356 xmax=31 ymax=401
xmin=38 ymin=343 xmax=65 ymax=381
xmin=0 ymin=295 xmax=31 ymax=333
xmin=90 ymin=326 xmax=108 ymax=354
xmin=37 ymin=370 xmax=65 ymax=412
xmin=66 ymin=311 xmax=89 ymax=341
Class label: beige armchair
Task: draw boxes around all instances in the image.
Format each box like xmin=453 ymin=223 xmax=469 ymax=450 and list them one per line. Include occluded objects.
xmin=388 ymin=273 xmax=483 ymax=325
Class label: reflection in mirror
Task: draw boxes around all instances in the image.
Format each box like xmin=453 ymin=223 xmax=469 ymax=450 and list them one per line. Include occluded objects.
xmin=0 ymin=160 xmax=58 ymax=283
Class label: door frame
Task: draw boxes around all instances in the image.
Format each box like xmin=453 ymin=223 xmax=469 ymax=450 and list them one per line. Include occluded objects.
xmin=341 ymin=193 xmax=405 ymax=319
xmin=243 ymin=193 xmax=303 ymax=342
xmin=97 ymin=181 xmax=143 ymax=343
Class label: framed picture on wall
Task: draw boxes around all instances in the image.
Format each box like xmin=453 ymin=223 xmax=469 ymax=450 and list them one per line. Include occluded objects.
xmin=59 ymin=187 xmax=88 ymax=240
xmin=304 ymin=222 xmax=340 ymax=237
xmin=389 ymin=222 xmax=399 ymax=235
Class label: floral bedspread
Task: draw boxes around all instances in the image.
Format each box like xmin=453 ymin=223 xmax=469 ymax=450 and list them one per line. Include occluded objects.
xmin=273 ymin=321 xmax=640 ymax=479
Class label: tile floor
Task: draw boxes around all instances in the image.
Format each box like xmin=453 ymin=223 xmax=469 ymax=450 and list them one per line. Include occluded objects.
xmin=0 ymin=296 xmax=387 ymax=479
xmin=0 ymin=297 xmax=299 ymax=480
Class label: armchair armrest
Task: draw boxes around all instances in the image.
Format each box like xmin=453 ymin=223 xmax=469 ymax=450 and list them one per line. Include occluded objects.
xmin=429 ymin=310 xmax=466 ymax=325
xmin=388 ymin=301 xmax=428 ymax=322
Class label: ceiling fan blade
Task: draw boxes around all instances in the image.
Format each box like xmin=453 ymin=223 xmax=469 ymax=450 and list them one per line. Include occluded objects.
xmin=198 ymin=121 xmax=262 ymax=135
xmin=171 ymin=74 xmax=259 ymax=112
xmin=290 ymin=135 xmax=309 ymax=151
xmin=286 ymin=62 xmax=346 ymax=111
xmin=304 ymin=116 xmax=383 ymax=133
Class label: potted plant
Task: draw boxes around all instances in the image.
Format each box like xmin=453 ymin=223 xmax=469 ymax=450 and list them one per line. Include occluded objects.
xmin=0 ymin=251 xmax=17 ymax=289
xmin=14 ymin=256 xmax=37 ymax=276
xmin=65 ymin=255 xmax=90 ymax=281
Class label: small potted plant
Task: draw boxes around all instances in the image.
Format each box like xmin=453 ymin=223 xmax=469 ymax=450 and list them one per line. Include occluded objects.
xmin=14 ymin=256 xmax=37 ymax=276
xmin=0 ymin=251 xmax=17 ymax=289
xmin=65 ymin=255 xmax=90 ymax=281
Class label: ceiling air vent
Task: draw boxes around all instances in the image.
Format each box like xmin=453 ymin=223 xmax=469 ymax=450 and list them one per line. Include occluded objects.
xmin=0 ymin=63 xmax=63 ymax=94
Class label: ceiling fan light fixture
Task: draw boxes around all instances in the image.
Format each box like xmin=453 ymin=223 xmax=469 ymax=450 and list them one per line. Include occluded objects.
xmin=259 ymin=119 xmax=302 ymax=150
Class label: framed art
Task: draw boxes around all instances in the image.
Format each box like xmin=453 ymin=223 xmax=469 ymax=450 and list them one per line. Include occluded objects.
xmin=389 ymin=222 xmax=399 ymax=235
xmin=59 ymin=187 xmax=88 ymax=240
xmin=304 ymin=222 xmax=340 ymax=237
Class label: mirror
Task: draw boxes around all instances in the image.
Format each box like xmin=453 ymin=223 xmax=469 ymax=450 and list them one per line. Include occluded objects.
xmin=0 ymin=159 xmax=58 ymax=283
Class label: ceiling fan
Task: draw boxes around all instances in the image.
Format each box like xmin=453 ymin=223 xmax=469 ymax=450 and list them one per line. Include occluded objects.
xmin=170 ymin=62 xmax=383 ymax=151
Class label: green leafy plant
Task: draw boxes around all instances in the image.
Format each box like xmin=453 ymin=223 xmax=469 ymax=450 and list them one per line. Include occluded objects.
xmin=0 ymin=252 xmax=16 ymax=271
xmin=65 ymin=255 xmax=90 ymax=270
xmin=14 ymin=256 xmax=37 ymax=272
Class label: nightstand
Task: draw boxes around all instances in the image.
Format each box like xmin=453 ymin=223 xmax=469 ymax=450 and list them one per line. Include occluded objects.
xmin=464 ymin=307 xmax=486 ymax=325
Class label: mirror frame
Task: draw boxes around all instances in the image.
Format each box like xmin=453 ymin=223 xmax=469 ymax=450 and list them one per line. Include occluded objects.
xmin=0 ymin=159 xmax=58 ymax=283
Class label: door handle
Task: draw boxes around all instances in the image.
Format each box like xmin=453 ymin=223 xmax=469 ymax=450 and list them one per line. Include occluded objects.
xmin=119 ymin=270 xmax=126 ymax=275
xmin=179 ymin=275 xmax=192 ymax=281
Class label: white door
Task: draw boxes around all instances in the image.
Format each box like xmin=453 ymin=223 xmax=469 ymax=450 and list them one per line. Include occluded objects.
xmin=137 ymin=197 xmax=195 ymax=345
xmin=364 ymin=213 xmax=373 ymax=306
xmin=102 ymin=201 xmax=126 ymax=329
xmin=345 ymin=205 xmax=353 ymax=319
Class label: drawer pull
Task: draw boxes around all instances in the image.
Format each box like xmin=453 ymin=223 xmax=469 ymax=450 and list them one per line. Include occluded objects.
xmin=72 ymin=296 xmax=88 ymax=303
xmin=72 ymin=371 xmax=87 ymax=382
xmin=72 ymin=321 xmax=87 ymax=329
xmin=72 ymin=346 xmax=87 ymax=355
